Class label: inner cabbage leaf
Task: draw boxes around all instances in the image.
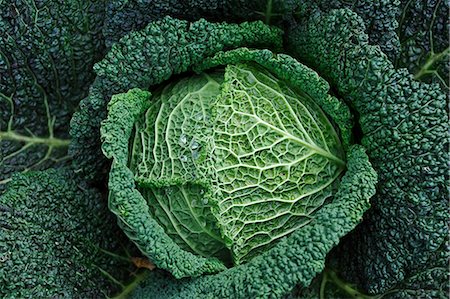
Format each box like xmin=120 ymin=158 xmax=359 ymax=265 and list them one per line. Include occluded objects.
xmin=129 ymin=63 xmax=345 ymax=264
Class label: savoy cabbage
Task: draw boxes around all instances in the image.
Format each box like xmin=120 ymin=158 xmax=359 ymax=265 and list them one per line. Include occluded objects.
xmin=100 ymin=43 xmax=377 ymax=281
xmin=0 ymin=0 xmax=448 ymax=298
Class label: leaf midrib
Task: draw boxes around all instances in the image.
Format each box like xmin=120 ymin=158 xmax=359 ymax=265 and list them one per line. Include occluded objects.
xmin=233 ymin=111 xmax=346 ymax=167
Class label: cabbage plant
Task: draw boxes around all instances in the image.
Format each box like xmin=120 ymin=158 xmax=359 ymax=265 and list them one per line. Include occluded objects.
xmin=1 ymin=1 xmax=447 ymax=298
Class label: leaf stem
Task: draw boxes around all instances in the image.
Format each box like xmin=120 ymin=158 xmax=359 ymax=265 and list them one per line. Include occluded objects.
xmin=414 ymin=47 xmax=450 ymax=80
xmin=0 ymin=130 xmax=70 ymax=147
xmin=326 ymin=268 xmax=381 ymax=299
xmin=109 ymin=270 xmax=150 ymax=299
xmin=265 ymin=0 xmax=273 ymax=25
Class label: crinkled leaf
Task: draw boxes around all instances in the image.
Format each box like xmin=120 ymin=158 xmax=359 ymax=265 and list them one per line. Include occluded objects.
xmin=0 ymin=169 xmax=135 ymax=298
xmin=396 ymin=0 xmax=449 ymax=88
xmin=0 ymin=0 xmax=105 ymax=191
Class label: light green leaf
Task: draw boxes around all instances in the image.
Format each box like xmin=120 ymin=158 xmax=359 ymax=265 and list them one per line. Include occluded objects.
xmin=131 ymin=63 xmax=345 ymax=264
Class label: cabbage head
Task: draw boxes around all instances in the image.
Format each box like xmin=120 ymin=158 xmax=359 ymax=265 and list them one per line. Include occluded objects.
xmin=129 ymin=62 xmax=346 ymax=265
xmin=100 ymin=33 xmax=376 ymax=280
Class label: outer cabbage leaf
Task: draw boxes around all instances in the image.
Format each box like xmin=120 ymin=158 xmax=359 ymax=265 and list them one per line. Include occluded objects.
xmin=0 ymin=169 xmax=135 ymax=298
xmin=396 ymin=0 xmax=449 ymax=88
xmin=381 ymin=239 xmax=449 ymax=299
xmin=290 ymin=239 xmax=449 ymax=299
xmin=0 ymin=0 xmax=105 ymax=191
xmin=103 ymin=0 xmax=272 ymax=47
xmin=287 ymin=0 xmax=401 ymax=61
xmin=287 ymin=7 xmax=449 ymax=294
